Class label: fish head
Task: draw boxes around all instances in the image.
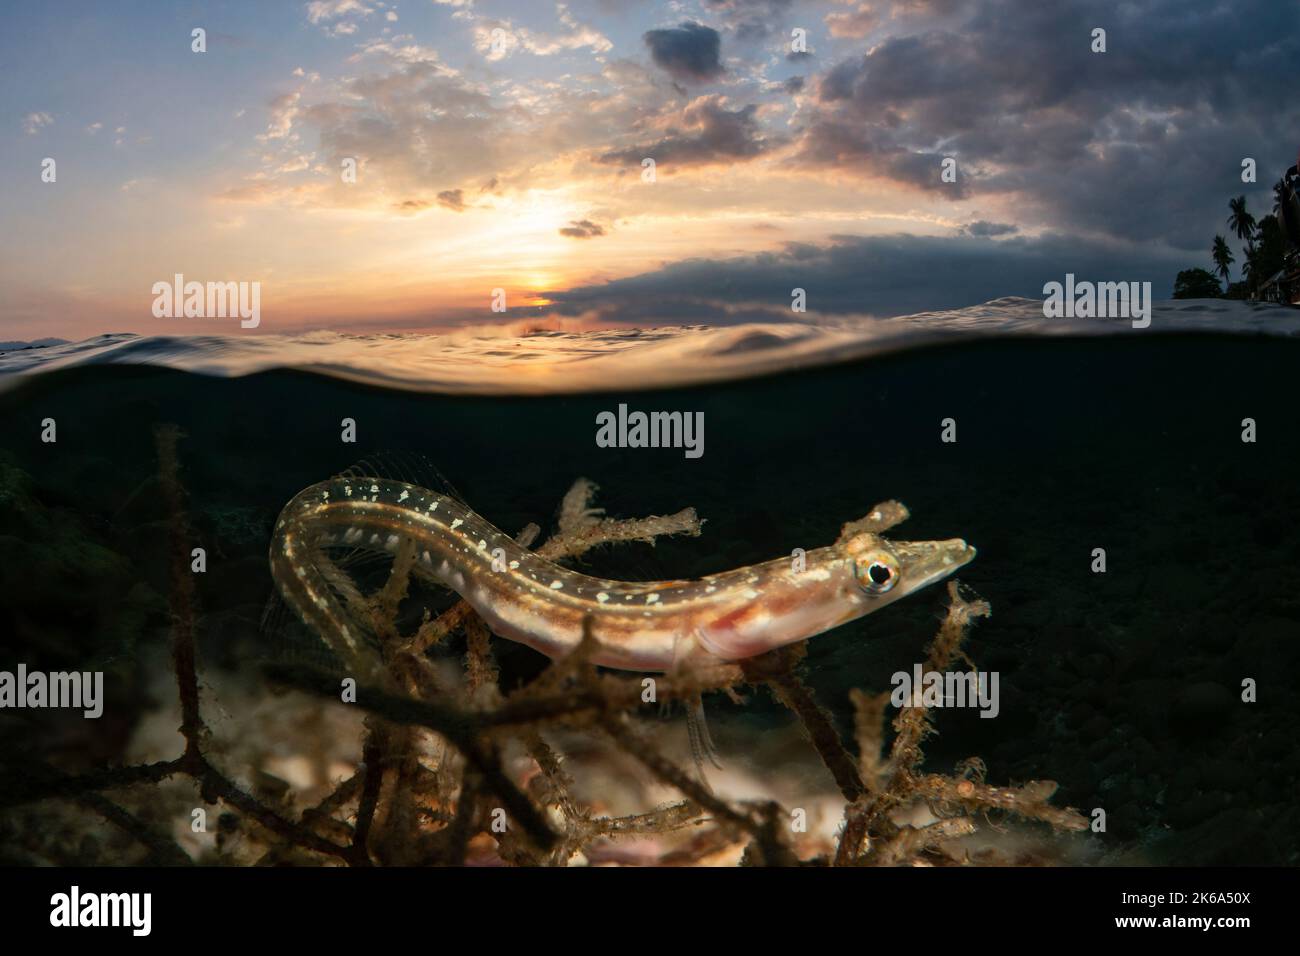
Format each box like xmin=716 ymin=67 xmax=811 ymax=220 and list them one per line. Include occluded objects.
xmin=841 ymin=531 xmax=977 ymax=613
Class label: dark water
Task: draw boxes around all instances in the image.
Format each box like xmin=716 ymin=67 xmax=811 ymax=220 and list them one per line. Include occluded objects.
xmin=2 ymin=332 xmax=1298 ymax=864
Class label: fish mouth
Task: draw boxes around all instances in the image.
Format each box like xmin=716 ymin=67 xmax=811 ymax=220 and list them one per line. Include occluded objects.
xmin=893 ymin=537 xmax=977 ymax=595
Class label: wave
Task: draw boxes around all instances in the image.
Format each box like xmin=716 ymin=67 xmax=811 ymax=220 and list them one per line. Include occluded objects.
xmin=2 ymin=297 xmax=1296 ymax=395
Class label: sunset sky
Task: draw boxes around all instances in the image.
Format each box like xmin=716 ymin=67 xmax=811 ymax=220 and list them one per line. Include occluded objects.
xmin=2 ymin=0 xmax=1296 ymax=341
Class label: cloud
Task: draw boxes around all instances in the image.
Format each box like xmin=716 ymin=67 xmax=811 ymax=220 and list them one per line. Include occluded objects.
xmin=386 ymin=190 xmax=480 ymax=215
xmin=436 ymin=189 xmax=467 ymax=211
xmin=393 ymin=199 xmax=431 ymax=213
xmin=287 ymin=61 xmax=505 ymax=198
xmin=793 ymin=116 xmax=965 ymax=196
xmin=305 ymin=0 xmax=373 ymax=24
xmin=472 ymin=7 xmax=613 ymax=60
xmin=258 ymin=92 xmax=302 ymax=142
xmin=790 ymin=0 xmax=1300 ymax=248
xmin=704 ymin=0 xmax=797 ymax=42
xmin=22 ymin=112 xmax=53 ymax=135
xmin=559 ymin=219 xmax=606 ymax=238
xmin=546 ymin=231 xmax=1188 ymax=323
xmin=643 ymin=22 xmax=723 ymax=83
xmin=962 ymin=220 xmax=1018 ymax=237
xmin=824 ymin=3 xmax=879 ymax=38
xmin=226 ymin=37 xmax=686 ymax=211
xmin=229 ymin=0 xmax=1299 ymax=257
xmin=598 ymin=95 xmax=775 ymax=168
xmin=354 ymin=36 xmax=442 ymax=64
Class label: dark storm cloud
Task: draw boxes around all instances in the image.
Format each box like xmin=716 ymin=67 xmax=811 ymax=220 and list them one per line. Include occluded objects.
xmin=794 ymin=0 xmax=1300 ymax=249
xmin=796 ymin=117 xmax=969 ymax=195
xmin=962 ymin=220 xmax=1018 ymax=237
xmin=547 ymin=232 xmax=1188 ymax=323
xmin=597 ymin=97 xmax=776 ymax=167
xmin=642 ymin=22 xmax=724 ymax=82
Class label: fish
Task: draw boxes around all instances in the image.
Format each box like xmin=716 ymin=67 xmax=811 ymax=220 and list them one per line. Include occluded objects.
xmin=269 ymin=477 xmax=976 ymax=680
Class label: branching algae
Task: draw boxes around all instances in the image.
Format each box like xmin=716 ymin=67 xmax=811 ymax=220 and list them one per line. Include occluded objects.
xmin=1 ymin=427 xmax=1087 ymax=866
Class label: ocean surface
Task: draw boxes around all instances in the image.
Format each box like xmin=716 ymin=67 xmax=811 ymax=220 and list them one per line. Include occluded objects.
xmin=4 ymin=296 xmax=1297 ymax=394
xmin=2 ymin=296 xmax=1299 ymax=865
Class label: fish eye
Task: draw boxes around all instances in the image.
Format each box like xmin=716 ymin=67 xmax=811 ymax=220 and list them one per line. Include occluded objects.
xmin=855 ymin=553 xmax=899 ymax=594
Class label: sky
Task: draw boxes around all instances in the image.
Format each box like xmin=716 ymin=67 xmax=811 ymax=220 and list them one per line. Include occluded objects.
xmin=2 ymin=0 xmax=1297 ymax=341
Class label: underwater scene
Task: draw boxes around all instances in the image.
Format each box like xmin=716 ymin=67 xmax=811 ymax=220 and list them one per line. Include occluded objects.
xmin=3 ymin=303 xmax=1298 ymax=869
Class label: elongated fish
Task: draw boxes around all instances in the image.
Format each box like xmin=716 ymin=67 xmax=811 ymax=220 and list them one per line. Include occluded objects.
xmin=270 ymin=479 xmax=975 ymax=677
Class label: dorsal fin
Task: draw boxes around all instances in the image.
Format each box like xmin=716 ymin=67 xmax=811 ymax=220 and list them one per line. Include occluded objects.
xmin=325 ymin=451 xmax=468 ymax=577
xmin=335 ymin=451 xmax=467 ymax=505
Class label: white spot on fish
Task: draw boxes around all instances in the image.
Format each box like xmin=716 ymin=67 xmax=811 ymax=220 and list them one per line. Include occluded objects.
xmin=645 ymin=594 xmax=660 ymax=604
xmin=509 ymin=560 xmax=520 ymax=570
xmin=398 ymin=489 xmax=409 ymax=502
xmin=451 ymin=518 xmax=464 ymax=530
xmin=597 ymin=592 xmax=609 ymax=603
xmin=549 ymin=580 xmax=564 ymax=589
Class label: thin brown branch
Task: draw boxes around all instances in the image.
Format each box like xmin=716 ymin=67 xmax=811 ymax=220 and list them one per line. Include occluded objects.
xmin=742 ymin=644 xmax=865 ymax=802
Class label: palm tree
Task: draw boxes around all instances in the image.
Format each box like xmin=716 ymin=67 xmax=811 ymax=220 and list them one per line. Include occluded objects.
xmin=1273 ymin=180 xmax=1288 ymax=217
xmin=1211 ymin=235 xmax=1234 ymax=284
xmin=1227 ymin=196 xmax=1257 ymax=249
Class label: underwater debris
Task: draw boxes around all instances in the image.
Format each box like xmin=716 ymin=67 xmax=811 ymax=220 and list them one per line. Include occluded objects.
xmin=0 ymin=429 xmax=1085 ymax=866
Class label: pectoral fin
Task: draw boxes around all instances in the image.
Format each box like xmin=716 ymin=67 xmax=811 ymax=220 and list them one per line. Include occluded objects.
xmin=686 ymin=693 xmax=724 ymax=774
